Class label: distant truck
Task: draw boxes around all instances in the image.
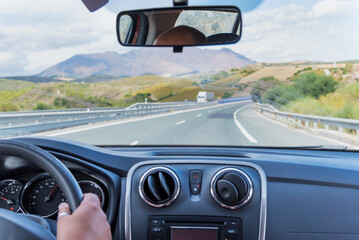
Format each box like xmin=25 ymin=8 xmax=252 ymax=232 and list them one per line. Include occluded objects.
xmin=197 ymin=91 xmax=215 ymax=102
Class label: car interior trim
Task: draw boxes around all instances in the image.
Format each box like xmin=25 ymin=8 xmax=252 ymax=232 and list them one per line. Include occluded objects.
xmin=124 ymin=160 xmax=267 ymax=240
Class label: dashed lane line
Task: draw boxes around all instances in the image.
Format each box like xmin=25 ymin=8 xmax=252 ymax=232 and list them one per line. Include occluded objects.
xmin=176 ymin=120 xmax=186 ymax=125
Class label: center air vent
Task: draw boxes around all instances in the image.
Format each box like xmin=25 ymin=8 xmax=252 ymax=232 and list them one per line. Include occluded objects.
xmin=210 ymin=168 xmax=253 ymax=209
xmin=139 ymin=167 xmax=180 ymax=208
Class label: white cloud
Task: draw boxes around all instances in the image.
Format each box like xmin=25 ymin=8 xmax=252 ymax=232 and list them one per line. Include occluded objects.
xmin=0 ymin=0 xmax=358 ymax=76
xmin=312 ymin=0 xmax=359 ymax=18
xmin=229 ymin=0 xmax=359 ymax=62
xmin=0 ymin=0 xmax=122 ymax=76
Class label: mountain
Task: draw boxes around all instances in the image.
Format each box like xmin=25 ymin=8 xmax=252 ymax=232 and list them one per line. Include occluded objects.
xmin=38 ymin=48 xmax=255 ymax=78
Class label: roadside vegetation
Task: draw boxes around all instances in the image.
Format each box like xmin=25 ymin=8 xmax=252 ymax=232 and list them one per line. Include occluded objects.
xmin=252 ymin=62 xmax=359 ymax=120
xmin=0 ymin=75 xmax=229 ymax=112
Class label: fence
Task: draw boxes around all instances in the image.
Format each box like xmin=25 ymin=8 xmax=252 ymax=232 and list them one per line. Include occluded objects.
xmin=0 ymin=101 xmax=215 ymax=138
xmin=256 ymin=103 xmax=359 ymax=141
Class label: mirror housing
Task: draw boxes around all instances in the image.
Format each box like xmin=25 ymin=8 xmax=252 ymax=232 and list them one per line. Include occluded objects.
xmin=116 ymin=6 xmax=242 ymax=51
xmin=81 ymin=0 xmax=108 ymax=12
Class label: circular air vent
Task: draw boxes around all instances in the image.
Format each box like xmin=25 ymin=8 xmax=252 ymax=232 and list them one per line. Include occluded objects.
xmin=210 ymin=168 xmax=253 ymax=209
xmin=139 ymin=167 xmax=180 ymax=208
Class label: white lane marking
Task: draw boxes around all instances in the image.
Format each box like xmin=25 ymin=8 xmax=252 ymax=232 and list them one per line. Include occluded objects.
xmin=129 ymin=141 xmax=139 ymax=146
xmin=196 ymin=114 xmax=202 ymax=117
xmin=233 ymin=105 xmax=258 ymax=143
xmin=42 ymin=100 xmax=251 ymax=136
xmin=208 ymin=110 xmax=212 ymax=113
xmin=176 ymin=120 xmax=186 ymax=125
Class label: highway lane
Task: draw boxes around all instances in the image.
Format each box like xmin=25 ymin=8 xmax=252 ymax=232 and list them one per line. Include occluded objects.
xmin=43 ymin=101 xmax=336 ymax=146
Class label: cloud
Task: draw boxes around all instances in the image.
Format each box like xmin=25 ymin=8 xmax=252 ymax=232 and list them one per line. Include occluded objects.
xmin=0 ymin=0 xmax=122 ymax=76
xmin=311 ymin=0 xmax=359 ymax=18
xmin=0 ymin=0 xmax=358 ymax=76
xmin=228 ymin=0 xmax=359 ymax=62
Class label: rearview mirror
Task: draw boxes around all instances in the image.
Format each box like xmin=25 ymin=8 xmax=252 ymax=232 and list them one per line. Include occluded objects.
xmin=116 ymin=6 xmax=242 ymax=48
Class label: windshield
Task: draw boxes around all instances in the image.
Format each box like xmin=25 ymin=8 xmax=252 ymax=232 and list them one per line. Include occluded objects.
xmin=1 ymin=0 xmax=359 ymax=148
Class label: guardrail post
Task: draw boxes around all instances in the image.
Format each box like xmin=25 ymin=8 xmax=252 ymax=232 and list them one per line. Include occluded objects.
xmin=325 ymin=124 xmax=329 ymax=131
xmin=305 ymin=121 xmax=309 ymax=128
xmin=338 ymin=127 xmax=343 ymax=136
xmin=314 ymin=122 xmax=318 ymax=129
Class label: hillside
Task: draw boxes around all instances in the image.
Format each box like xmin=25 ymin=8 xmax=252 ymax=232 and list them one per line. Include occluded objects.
xmin=0 ymin=75 xmax=211 ymax=111
xmin=38 ymin=48 xmax=255 ymax=78
xmin=1 ymin=61 xmax=358 ymax=112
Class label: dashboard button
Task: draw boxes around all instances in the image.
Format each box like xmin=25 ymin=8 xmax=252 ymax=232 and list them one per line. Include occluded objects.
xmin=226 ymin=221 xmax=239 ymax=227
xmin=225 ymin=228 xmax=239 ymax=235
xmin=189 ymin=170 xmax=202 ymax=184
xmin=151 ymin=219 xmax=162 ymax=225
xmin=224 ymin=236 xmax=239 ymax=240
xmin=151 ymin=227 xmax=163 ymax=233
xmin=150 ymin=235 xmax=164 ymax=240
xmin=190 ymin=183 xmax=201 ymax=195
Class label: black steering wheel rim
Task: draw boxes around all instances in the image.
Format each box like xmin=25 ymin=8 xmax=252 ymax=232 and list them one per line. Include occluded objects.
xmin=0 ymin=139 xmax=83 ymax=212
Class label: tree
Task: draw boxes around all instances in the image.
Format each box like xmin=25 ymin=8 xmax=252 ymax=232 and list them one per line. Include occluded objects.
xmin=293 ymin=73 xmax=337 ymax=99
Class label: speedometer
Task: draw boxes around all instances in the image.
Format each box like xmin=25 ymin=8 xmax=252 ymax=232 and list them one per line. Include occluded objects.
xmin=21 ymin=173 xmax=66 ymax=217
xmin=0 ymin=180 xmax=23 ymax=212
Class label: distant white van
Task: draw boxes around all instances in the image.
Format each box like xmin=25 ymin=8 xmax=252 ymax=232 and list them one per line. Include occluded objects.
xmin=197 ymin=91 xmax=215 ymax=102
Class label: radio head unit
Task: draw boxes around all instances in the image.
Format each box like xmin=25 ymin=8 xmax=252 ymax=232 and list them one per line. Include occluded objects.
xmin=148 ymin=216 xmax=242 ymax=240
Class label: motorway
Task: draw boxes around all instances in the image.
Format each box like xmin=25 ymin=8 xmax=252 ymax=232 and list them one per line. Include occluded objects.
xmin=42 ymin=101 xmax=337 ymax=147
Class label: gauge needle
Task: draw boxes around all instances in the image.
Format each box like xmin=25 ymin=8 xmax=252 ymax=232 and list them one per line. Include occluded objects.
xmin=44 ymin=185 xmax=58 ymax=203
xmin=0 ymin=196 xmax=14 ymax=205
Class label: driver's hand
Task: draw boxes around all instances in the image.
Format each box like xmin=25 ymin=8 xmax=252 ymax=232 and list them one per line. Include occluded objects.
xmin=57 ymin=193 xmax=112 ymax=240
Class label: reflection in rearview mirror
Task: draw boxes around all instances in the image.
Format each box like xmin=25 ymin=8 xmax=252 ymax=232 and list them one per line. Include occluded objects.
xmin=117 ymin=6 xmax=241 ymax=47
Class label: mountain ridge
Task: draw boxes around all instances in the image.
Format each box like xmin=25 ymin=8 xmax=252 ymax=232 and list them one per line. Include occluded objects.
xmin=38 ymin=47 xmax=255 ymax=78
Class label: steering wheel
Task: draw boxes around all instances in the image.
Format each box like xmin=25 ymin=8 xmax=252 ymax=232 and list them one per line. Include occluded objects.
xmin=0 ymin=140 xmax=83 ymax=239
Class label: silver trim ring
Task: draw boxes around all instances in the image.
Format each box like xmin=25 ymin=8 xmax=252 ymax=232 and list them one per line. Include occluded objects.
xmin=138 ymin=166 xmax=180 ymax=208
xmin=210 ymin=167 xmax=253 ymax=210
xmin=20 ymin=173 xmax=63 ymax=218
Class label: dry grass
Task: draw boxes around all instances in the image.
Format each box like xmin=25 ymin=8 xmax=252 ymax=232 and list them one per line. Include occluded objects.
xmin=241 ymin=66 xmax=307 ymax=83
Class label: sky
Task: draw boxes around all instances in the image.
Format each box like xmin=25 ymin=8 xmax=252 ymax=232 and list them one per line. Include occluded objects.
xmin=0 ymin=0 xmax=358 ymax=76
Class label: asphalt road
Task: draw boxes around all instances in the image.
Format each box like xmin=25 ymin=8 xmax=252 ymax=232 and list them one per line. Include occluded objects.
xmin=44 ymin=101 xmax=335 ymax=147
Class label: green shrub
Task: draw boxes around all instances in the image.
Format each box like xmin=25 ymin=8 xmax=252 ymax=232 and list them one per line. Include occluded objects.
xmin=33 ymin=103 xmax=52 ymax=110
xmin=0 ymin=102 xmax=20 ymax=112
xmin=222 ymin=92 xmax=233 ymax=98
xmin=293 ymin=73 xmax=337 ymax=99
xmin=263 ymin=84 xmax=304 ymax=108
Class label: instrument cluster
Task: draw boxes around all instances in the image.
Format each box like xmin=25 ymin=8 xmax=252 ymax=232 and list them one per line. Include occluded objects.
xmin=0 ymin=172 xmax=106 ymax=218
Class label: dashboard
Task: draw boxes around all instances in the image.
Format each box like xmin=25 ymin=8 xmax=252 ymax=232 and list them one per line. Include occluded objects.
xmin=2 ymin=136 xmax=359 ymax=240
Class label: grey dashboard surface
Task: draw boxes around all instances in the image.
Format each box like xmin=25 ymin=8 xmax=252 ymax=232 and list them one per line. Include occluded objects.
xmin=12 ymin=136 xmax=359 ymax=240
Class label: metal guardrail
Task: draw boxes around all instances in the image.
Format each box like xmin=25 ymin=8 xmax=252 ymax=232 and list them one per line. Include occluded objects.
xmin=0 ymin=101 xmax=216 ymax=138
xmin=256 ymin=103 xmax=359 ymax=138
xmin=218 ymin=97 xmax=251 ymax=104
